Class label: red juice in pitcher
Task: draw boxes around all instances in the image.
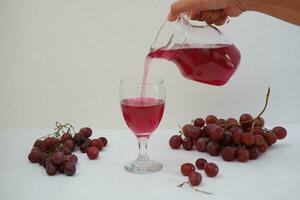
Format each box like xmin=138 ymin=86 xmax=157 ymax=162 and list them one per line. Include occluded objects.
xmin=147 ymin=44 xmax=240 ymax=86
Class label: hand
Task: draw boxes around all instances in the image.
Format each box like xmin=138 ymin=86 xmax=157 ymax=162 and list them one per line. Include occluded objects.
xmin=167 ymin=0 xmax=246 ymax=25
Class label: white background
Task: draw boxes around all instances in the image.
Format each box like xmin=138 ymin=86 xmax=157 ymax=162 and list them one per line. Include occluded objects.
xmin=1 ymin=0 xmax=300 ymax=130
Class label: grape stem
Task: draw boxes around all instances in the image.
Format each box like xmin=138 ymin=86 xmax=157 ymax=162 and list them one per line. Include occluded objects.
xmin=220 ymin=87 xmax=271 ymax=131
xmin=177 ymin=182 xmax=213 ymax=194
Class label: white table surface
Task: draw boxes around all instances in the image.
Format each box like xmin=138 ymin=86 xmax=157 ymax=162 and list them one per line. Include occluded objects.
xmin=0 ymin=125 xmax=299 ymax=200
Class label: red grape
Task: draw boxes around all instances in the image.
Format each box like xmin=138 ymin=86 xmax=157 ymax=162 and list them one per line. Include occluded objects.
xmin=52 ymin=151 xmax=64 ymax=165
xmin=182 ymin=138 xmax=194 ymax=151
xmin=45 ymin=162 xmax=57 ymax=176
xmin=64 ymin=139 xmax=75 ymax=151
xmin=64 ymin=162 xmax=76 ymax=176
xmin=236 ymin=148 xmax=250 ymax=162
xmin=248 ymin=146 xmax=259 ymax=160
xmin=204 ymin=163 xmax=219 ymax=177
xmin=74 ymin=133 xmax=87 ymax=146
xmin=254 ymin=134 xmax=265 ymax=146
xmin=226 ymin=118 xmax=238 ymax=126
xmin=252 ymin=126 xmax=264 ymax=135
xmin=87 ymin=147 xmax=99 ymax=160
xmin=239 ymin=113 xmax=253 ymax=128
xmin=264 ymin=132 xmax=277 ymax=146
xmin=202 ymin=124 xmax=217 ymax=138
xmin=99 ymin=137 xmax=108 ymax=147
xmin=188 ymin=172 xmax=202 ymax=186
xmin=80 ymin=127 xmax=92 ymax=138
xmin=221 ymin=146 xmax=236 ymax=161
xmin=222 ymin=131 xmax=234 ymax=146
xmin=207 ymin=141 xmax=220 ymax=156
xmin=33 ymin=139 xmax=44 ymax=149
xmin=193 ymin=118 xmax=205 ymax=128
xmin=272 ymin=126 xmax=287 ymax=140
xmin=90 ymin=139 xmax=104 ymax=151
xmin=205 ymin=115 xmax=217 ymax=124
xmin=65 ymin=154 xmax=78 ymax=165
xmin=44 ymin=137 xmax=57 ymax=149
xmin=254 ymin=117 xmax=265 ymax=127
xmin=242 ymin=132 xmax=255 ymax=146
xmin=80 ymin=141 xmax=91 ymax=153
xmin=61 ymin=133 xmax=73 ymax=143
xmin=195 ymin=138 xmax=208 ymax=152
xmin=195 ymin=158 xmax=207 ymax=170
xmin=28 ymin=149 xmax=41 ymax=163
xmin=216 ymin=118 xmax=226 ymax=125
xmin=182 ymin=124 xmax=201 ymax=140
xmin=169 ymin=135 xmax=182 ymax=149
xmin=181 ymin=163 xmax=195 ymax=176
xmin=258 ymin=142 xmax=268 ymax=153
xmin=210 ymin=126 xmax=225 ymax=142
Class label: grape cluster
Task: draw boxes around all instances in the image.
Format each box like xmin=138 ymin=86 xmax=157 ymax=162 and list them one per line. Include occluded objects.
xmin=28 ymin=123 xmax=108 ymax=176
xmin=178 ymin=158 xmax=218 ymax=193
xmin=169 ymin=114 xmax=287 ymax=162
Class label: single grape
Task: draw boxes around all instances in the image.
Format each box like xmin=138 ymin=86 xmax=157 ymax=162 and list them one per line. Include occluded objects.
xmin=90 ymin=139 xmax=104 ymax=151
xmin=252 ymin=126 xmax=265 ymax=135
xmin=169 ymin=135 xmax=182 ymax=149
xmin=222 ymin=131 xmax=234 ymax=146
xmin=248 ymin=146 xmax=259 ymax=160
xmin=52 ymin=151 xmax=64 ymax=165
xmin=258 ymin=142 xmax=268 ymax=153
xmin=216 ymin=118 xmax=226 ymax=125
xmin=254 ymin=117 xmax=265 ymax=127
xmin=99 ymin=137 xmax=108 ymax=147
xmin=195 ymin=158 xmax=207 ymax=170
xmin=43 ymin=156 xmax=53 ymax=167
xmin=64 ymin=139 xmax=75 ymax=151
xmin=65 ymin=154 xmax=78 ymax=165
xmin=204 ymin=163 xmax=219 ymax=177
xmin=210 ymin=126 xmax=225 ymax=142
xmin=226 ymin=118 xmax=239 ymax=126
xmin=242 ymin=132 xmax=255 ymax=146
xmin=28 ymin=149 xmax=41 ymax=163
xmin=221 ymin=146 xmax=236 ymax=161
xmin=205 ymin=115 xmax=218 ymax=124
xmin=44 ymin=137 xmax=57 ymax=149
xmin=230 ymin=126 xmax=244 ymax=145
xmin=182 ymin=138 xmax=194 ymax=151
xmin=182 ymin=124 xmax=201 ymax=140
xmin=74 ymin=133 xmax=87 ymax=146
xmin=236 ymin=148 xmax=250 ymax=162
xmin=188 ymin=172 xmax=202 ymax=186
xmin=33 ymin=139 xmax=44 ymax=149
xmin=45 ymin=162 xmax=57 ymax=176
xmin=87 ymin=147 xmax=99 ymax=160
xmin=207 ymin=141 xmax=220 ymax=156
xmin=239 ymin=113 xmax=253 ymax=128
xmin=61 ymin=133 xmax=73 ymax=143
xmin=202 ymin=124 xmax=218 ymax=138
xmin=254 ymin=134 xmax=265 ymax=146
xmin=181 ymin=163 xmax=195 ymax=176
xmin=264 ymin=132 xmax=277 ymax=146
xmin=80 ymin=127 xmax=92 ymax=138
xmin=195 ymin=138 xmax=208 ymax=152
xmin=193 ymin=118 xmax=205 ymax=128
xmin=80 ymin=141 xmax=91 ymax=153
xmin=64 ymin=162 xmax=76 ymax=176
xmin=272 ymin=126 xmax=287 ymax=140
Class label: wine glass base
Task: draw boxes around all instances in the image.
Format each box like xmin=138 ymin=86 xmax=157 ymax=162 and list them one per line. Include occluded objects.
xmin=124 ymin=159 xmax=163 ymax=174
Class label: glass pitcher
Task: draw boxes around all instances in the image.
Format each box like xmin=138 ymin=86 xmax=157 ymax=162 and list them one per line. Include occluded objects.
xmin=149 ymin=14 xmax=241 ymax=86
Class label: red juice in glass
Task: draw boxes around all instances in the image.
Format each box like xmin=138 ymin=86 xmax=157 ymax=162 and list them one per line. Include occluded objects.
xmin=121 ymin=97 xmax=165 ymax=138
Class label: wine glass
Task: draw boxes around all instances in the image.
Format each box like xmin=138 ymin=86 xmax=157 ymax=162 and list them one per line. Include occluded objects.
xmin=119 ymin=78 xmax=165 ymax=173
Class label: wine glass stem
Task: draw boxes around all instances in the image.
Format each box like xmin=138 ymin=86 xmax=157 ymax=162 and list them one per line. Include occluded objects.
xmin=137 ymin=137 xmax=149 ymax=161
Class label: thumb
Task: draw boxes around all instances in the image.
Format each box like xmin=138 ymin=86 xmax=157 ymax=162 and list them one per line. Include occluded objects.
xmin=168 ymin=0 xmax=199 ymax=21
